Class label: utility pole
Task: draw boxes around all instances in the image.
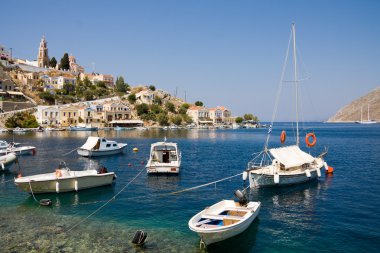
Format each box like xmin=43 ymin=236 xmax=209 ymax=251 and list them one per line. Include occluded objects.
xmin=184 ymin=90 xmax=187 ymax=102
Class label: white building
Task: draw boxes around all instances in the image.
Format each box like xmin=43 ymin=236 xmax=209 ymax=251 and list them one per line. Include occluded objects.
xmin=135 ymin=89 xmax=155 ymax=104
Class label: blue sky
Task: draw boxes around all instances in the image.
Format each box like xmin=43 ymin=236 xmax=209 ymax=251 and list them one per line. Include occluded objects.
xmin=2 ymin=0 xmax=380 ymax=121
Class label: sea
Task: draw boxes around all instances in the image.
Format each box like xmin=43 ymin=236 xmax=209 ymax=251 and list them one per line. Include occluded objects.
xmin=0 ymin=123 xmax=379 ymax=252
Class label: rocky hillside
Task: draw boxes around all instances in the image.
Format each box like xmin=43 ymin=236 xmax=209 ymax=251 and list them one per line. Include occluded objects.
xmin=327 ymin=87 xmax=380 ymax=122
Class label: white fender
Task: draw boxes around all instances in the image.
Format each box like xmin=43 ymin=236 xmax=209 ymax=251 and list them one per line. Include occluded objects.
xmin=324 ymin=162 xmax=328 ymax=171
xmin=317 ymin=167 xmax=321 ymax=177
xmin=56 ymin=181 xmax=60 ymax=193
xmin=1 ymin=163 xmax=4 ymax=170
xmin=305 ymin=169 xmax=311 ymax=178
xmin=274 ymin=174 xmax=280 ymax=184
xmin=242 ymin=171 xmax=248 ymax=181
xmin=74 ymin=180 xmax=78 ymax=191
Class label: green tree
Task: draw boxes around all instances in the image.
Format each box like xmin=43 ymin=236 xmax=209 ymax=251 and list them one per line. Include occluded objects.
xmin=5 ymin=112 xmax=39 ymax=128
xmin=63 ymin=82 xmax=75 ymax=95
xmin=128 ymin=93 xmax=137 ymax=104
xmin=182 ymin=114 xmax=193 ymax=124
xmin=153 ymin=95 xmax=162 ymax=105
xmin=83 ymin=77 xmax=92 ymax=87
xmin=165 ymin=102 xmax=176 ymax=113
xmin=195 ymin=101 xmax=203 ymax=106
xmin=115 ymin=76 xmax=129 ymax=93
xmin=136 ymin=103 xmax=149 ymax=116
xmin=60 ymin=53 xmax=70 ymax=70
xmin=96 ymin=81 xmax=107 ymax=89
xmin=83 ymin=90 xmax=95 ymax=101
xmin=171 ymin=115 xmax=182 ymax=125
xmin=181 ymin=103 xmax=190 ymax=109
xmin=235 ymin=117 xmax=243 ymax=124
xmin=157 ymin=113 xmax=169 ymax=126
xmin=49 ymin=57 xmax=57 ymax=68
xmin=38 ymin=91 xmax=55 ymax=105
xmin=243 ymin=114 xmax=254 ymax=121
xmin=150 ymin=104 xmax=163 ymax=114
xmin=149 ymin=85 xmax=156 ymax=91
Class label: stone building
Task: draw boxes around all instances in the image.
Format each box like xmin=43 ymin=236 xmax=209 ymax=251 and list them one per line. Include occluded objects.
xmin=37 ymin=36 xmax=50 ymax=68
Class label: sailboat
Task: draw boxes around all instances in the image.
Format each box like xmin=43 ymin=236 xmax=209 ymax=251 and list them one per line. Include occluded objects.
xmin=355 ymin=105 xmax=378 ymax=124
xmin=244 ymin=23 xmax=330 ymax=188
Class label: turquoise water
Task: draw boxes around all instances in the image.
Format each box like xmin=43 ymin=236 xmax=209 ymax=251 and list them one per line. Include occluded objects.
xmin=0 ymin=123 xmax=379 ymax=252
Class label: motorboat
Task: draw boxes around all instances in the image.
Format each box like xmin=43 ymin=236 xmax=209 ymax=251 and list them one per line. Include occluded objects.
xmin=14 ymin=162 xmax=116 ymax=194
xmin=12 ymin=127 xmax=28 ymax=133
xmin=114 ymin=126 xmax=134 ymax=131
xmin=0 ymin=140 xmax=36 ymax=156
xmin=68 ymin=124 xmax=98 ymax=131
xmin=77 ymin=136 xmax=128 ymax=157
xmin=244 ymin=23 xmax=330 ymax=188
xmin=45 ymin=127 xmax=66 ymax=131
xmin=146 ymin=139 xmax=181 ymax=174
xmin=189 ymin=198 xmax=261 ymax=246
xmin=0 ymin=153 xmax=17 ymax=171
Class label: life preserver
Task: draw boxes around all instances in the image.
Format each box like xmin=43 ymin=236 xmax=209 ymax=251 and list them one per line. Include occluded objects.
xmin=305 ymin=133 xmax=317 ymax=147
xmin=280 ymin=130 xmax=286 ymax=144
xmin=55 ymin=169 xmax=62 ymax=177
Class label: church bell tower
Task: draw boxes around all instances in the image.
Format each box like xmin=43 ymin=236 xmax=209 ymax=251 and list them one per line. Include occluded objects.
xmin=37 ymin=36 xmax=50 ymax=68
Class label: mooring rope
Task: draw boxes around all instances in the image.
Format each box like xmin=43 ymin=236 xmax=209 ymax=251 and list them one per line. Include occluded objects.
xmin=28 ymin=180 xmax=39 ymax=203
xmin=62 ymin=147 xmax=79 ymax=156
xmin=65 ymin=165 xmax=146 ymax=233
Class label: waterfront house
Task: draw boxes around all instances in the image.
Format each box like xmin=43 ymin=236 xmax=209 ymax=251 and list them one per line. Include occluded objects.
xmin=102 ymin=101 xmax=131 ymax=122
xmin=59 ymin=106 xmax=79 ymax=126
xmin=187 ymin=106 xmax=213 ymax=126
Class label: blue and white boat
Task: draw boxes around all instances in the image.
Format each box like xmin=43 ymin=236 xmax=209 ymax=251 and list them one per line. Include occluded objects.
xmin=68 ymin=124 xmax=98 ymax=131
xmin=77 ymin=136 xmax=127 ymax=157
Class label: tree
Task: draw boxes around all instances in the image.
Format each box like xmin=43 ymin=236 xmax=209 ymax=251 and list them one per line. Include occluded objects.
xmin=149 ymin=85 xmax=156 ymax=91
xmin=195 ymin=101 xmax=203 ymax=106
xmin=5 ymin=112 xmax=39 ymax=128
xmin=136 ymin=103 xmax=149 ymax=116
xmin=181 ymin=103 xmax=190 ymax=109
xmin=171 ymin=115 xmax=182 ymax=125
xmin=235 ymin=117 xmax=243 ymax=124
xmin=128 ymin=93 xmax=136 ymax=104
xmin=49 ymin=57 xmax=57 ymax=68
xmin=83 ymin=90 xmax=95 ymax=101
xmin=157 ymin=113 xmax=169 ymax=126
xmin=165 ymin=102 xmax=176 ymax=113
xmin=150 ymin=104 xmax=163 ymax=114
xmin=96 ymin=81 xmax=107 ymax=89
xmin=182 ymin=114 xmax=193 ymax=124
xmin=63 ymin=82 xmax=75 ymax=95
xmin=60 ymin=53 xmax=70 ymax=70
xmin=243 ymin=114 xmax=254 ymax=121
xmin=153 ymin=95 xmax=162 ymax=105
xmin=38 ymin=91 xmax=55 ymax=105
xmin=115 ymin=76 xmax=129 ymax=93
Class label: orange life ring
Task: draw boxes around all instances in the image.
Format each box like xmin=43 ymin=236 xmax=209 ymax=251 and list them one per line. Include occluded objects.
xmin=305 ymin=133 xmax=317 ymax=147
xmin=55 ymin=169 xmax=62 ymax=177
xmin=280 ymin=130 xmax=286 ymax=144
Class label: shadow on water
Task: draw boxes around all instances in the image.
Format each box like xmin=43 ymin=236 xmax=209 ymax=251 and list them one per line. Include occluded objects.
xmin=145 ymin=174 xmax=181 ymax=191
xmin=204 ymin=218 xmax=260 ymax=253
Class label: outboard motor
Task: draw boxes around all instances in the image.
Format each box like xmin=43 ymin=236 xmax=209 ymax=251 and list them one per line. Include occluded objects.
xmin=132 ymin=230 xmax=147 ymax=245
xmin=234 ymin=189 xmax=248 ymax=206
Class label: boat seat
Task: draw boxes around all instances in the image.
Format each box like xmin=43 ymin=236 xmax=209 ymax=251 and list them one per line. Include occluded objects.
xmin=202 ymin=214 xmax=243 ymax=221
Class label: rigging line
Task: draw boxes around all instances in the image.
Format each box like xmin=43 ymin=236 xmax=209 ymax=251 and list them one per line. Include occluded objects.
xmin=62 ymin=147 xmax=79 ymax=156
xmin=28 ymin=180 xmax=39 ymax=203
xmin=163 ymin=172 xmax=243 ymax=195
xmin=65 ymin=165 xmax=146 ymax=233
xmin=265 ymin=27 xmax=293 ymax=149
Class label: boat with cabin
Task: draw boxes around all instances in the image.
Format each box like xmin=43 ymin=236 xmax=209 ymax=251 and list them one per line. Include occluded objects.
xmin=14 ymin=162 xmax=116 ymax=194
xmin=77 ymin=136 xmax=128 ymax=157
xmin=146 ymin=139 xmax=181 ymax=174
xmin=244 ymin=23 xmax=331 ymax=188
xmin=189 ymin=192 xmax=261 ymax=246
xmin=0 ymin=140 xmax=36 ymax=156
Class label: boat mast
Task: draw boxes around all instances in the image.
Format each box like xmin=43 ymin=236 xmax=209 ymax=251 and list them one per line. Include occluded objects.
xmin=368 ymin=104 xmax=370 ymax=121
xmin=292 ymin=23 xmax=299 ymax=146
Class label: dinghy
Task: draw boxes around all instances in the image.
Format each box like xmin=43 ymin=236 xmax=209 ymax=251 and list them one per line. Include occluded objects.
xmin=14 ymin=162 xmax=116 ymax=194
xmin=146 ymin=139 xmax=181 ymax=174
xmin=77 ymin=136 xmax=128 ymax=157
xmin=0 ymin=153 xmax=17 ymax=171
xmin=189 ymin=199 xmax=261 ymax=246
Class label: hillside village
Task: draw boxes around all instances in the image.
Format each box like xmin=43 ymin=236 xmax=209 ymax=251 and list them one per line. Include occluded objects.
xmin=0 ymin=37 xmax=257 ymax=129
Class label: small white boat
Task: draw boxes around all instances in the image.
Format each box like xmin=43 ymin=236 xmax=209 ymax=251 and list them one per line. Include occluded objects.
xmin=0 ymin=128 xmax=8 ymax=133
xmin=14 ymin=163 xmax=116 ymax=194
xmin=68 ymin=124 xmax=98 ymax=131
xmin=146 ymin=139 xmax=181 ymax=174
xmin=355 ymin=105 xmax=378 ymax=124
xmin=189 ymin=199 xmax=261 ymax=246
xmin=45 ymin=127 xmax=66 ymax=131
xmin=0 ymin=140 xmax=36 ymax=156
xmin=12 ymin=127 xmax=28 ymax=133
xmin=77 ymin=136 xmax=128 ymax=157
xmin=0 ymin=153 xmax=17 ymax=171
xmin=114 ymin=126 xmax=134 ymax=131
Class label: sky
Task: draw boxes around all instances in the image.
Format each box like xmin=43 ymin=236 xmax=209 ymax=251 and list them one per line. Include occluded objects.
xmin=2 ymin=0 xmax=380 ymax=121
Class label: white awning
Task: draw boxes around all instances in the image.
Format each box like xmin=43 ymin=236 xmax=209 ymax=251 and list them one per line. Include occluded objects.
xmin=80 ymin=137 xmax=100 ymax=150
xmin=7 ymin=91 xmax=24 ymax=96
xmin=269 ymin=145 xmax=314 ymax=169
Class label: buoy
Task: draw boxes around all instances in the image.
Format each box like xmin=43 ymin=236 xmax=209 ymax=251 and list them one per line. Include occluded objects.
xmin=128 ymin=163 xmax=132 ymax=167
xmin=32 ymin=149 xmax=36 ymax=156
xmin=326 ymin=166 xmax=334 ymax=174
xmin=56 ymin=181 xmax=60 ymax=193
xmin=74 ymin=180 xmax=78 ymax=191
xmin=1 ymin=163 xmax=4 ymax=170
xmin=141 ymin=161 xmax=144 ymax=165
xmin=274 ymin=174 xmax=280 ymax=184
xmin=280 ymin=130 xmax=286 ymax=144
xmin=305 ymin=169 xmax=311 ymax=178
xmin=133 ymin=148 xmax=139 ymax=152
xmin=242 ymin=171 xmax=248 ymax=181
xmin=39 ymin=199 xmax=52 ymax=206
xmin=305 ymin=133 xmax=317 ymax=147
xmin=132 ymin=230 xmax=147 ymax=245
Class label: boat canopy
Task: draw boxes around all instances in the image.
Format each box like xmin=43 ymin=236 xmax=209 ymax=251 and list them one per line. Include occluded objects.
xmin=153 ymin=145 xmax=176 ymax=151
xmin=80 ymin=137 xmax=100 ymax=150
xmin=269 ymin=145 xmax=314 ymax=169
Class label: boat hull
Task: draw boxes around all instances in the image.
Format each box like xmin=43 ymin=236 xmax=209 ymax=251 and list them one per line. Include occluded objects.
xmin=189 ymin=200 xmax=261 ymax=245
xmin=0 ymin=153 xmax=17 ymax=171
xmin=77 ymin=146 xmax=126 ymax=157
xmin=146 ymin=165 xmax=180 ymax=174
xmin=249 ymin=168 xmax=321 ymax=188
xmin=0 ymin=146 xmax=36 ymax=156
xmin=15 ymin=173 xmax=115 ymax=194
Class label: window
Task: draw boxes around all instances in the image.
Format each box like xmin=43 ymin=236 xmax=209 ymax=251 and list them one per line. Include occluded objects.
xmin=45 ymin=112 xmax=48 ymax=116
xmin=64 ymin=112 xmax=66 ymax=116
xmin=102 ymin=139 xmax=106 ymax=142
xmin=113 ymin=144 xmax=117 ymax=147
xmin=106 ymin=144 xmax=111 ymax=147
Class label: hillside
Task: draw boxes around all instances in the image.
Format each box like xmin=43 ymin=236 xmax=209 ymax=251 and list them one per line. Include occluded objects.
xmin=327 ymin=87 xmax=380 ymax=122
